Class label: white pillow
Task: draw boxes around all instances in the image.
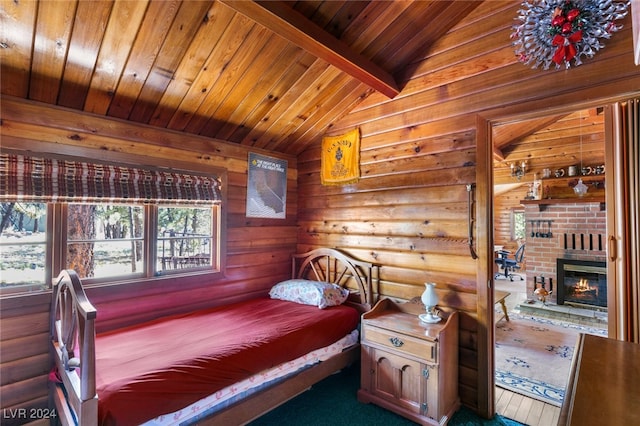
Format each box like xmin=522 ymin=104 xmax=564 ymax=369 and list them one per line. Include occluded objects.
xmin=269 ymin=279 xmax=349 ymax=309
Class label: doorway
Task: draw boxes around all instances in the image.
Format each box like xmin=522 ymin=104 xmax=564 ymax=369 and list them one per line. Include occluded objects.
xmin=478 ymin=94 xmax=640 ymax=422
xmin=490 ymin=107 xmax=609 ymax=412
xmin=492 ymin=107 xmax=608 ymax=326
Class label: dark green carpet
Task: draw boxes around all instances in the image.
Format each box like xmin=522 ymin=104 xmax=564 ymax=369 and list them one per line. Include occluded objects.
xmin=248 ymin=363 xmax=524 ymax=426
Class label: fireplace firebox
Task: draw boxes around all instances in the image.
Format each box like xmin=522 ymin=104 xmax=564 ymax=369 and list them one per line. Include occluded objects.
xmin=557 ymin=259 xmax=607 ymax=308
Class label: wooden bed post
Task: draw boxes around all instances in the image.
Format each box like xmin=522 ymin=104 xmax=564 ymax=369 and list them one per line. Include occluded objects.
xmin=50 ymin=270 xmax=98 ymax=426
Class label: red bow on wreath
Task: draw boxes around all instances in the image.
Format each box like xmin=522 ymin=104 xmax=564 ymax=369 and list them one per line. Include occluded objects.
xmin=552 ymin=30 xmax=583 ymax=65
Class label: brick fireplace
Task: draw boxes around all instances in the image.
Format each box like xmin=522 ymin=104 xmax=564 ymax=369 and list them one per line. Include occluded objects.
xmin=523 ymin=200 xmax=607 ymax=306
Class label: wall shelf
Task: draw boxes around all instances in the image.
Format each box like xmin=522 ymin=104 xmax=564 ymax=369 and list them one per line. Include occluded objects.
xmin=538 ymin=174 xmax=605 ymax=184
xmin=521 ymin=197 xmax=606 ymax=211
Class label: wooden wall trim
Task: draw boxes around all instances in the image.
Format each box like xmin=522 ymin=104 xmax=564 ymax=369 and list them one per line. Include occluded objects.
xmin=475 ymin=116 xmax=494 ymax=419
xmin=633 ymin=0 xmax=639 ymax=65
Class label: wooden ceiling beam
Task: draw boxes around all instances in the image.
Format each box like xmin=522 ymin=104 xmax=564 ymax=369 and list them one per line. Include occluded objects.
xmin=219 ymin=0 xmax=400 ymax=98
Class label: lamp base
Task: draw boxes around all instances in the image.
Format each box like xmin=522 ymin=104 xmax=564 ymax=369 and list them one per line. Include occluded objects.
xmin=419 ymin=313 xmax=442 ymax=323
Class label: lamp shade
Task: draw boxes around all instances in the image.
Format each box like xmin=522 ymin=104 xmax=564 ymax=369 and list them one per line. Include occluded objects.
xmin=421 ymin=283 xmax=438 ymax=307
xmin=573 ymin=178 xmax=588 ymax=197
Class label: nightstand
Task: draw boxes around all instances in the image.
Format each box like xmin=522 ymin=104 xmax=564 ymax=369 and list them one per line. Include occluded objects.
xmin=357 ymin=298 xmax=459 ymax=425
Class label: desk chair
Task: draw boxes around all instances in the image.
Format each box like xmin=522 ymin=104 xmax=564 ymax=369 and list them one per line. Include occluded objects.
xmin=494 ymin=244 xmax=525 ymax=281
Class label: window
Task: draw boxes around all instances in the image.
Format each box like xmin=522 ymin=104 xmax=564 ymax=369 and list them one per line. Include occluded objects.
xmin=157 ymin=206 xmax=214 ymax=273
xmin=511 ymin=209 xmax=526 ymax=241
xmin=1 ymin=202 xmax=221 ymax=292
xmin=1 ymin=154 xmax=224 ymax=291
xmin=63 ymin=204 xmax=220 ymax=284
xmin=66 ymin=204 xmax=145 ymax=280
xmin=0 ymin=202 xmax=48 ymax=291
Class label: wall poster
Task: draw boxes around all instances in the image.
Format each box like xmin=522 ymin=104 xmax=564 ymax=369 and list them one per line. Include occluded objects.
xmin=246 ymin=153 xmax=287 ymax=219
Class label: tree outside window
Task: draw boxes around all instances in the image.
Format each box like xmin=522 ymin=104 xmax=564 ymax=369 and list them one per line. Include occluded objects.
xmin=0 ymin=202 xmax=48 ymax=289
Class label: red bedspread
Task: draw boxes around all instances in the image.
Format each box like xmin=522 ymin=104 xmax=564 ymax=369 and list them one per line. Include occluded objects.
xmin=94 ymin=298 xmax=359 ymax=426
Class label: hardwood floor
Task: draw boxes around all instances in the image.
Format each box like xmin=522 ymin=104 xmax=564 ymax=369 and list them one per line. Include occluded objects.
xmin=496 ymin=386 xmax=561 ymax=426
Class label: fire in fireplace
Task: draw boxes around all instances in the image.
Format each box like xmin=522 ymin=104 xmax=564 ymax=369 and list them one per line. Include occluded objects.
xmin=556 ymin=258 xmax=607 ymax=308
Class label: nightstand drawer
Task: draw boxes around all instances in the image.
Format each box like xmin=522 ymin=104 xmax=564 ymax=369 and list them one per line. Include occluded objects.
xmin=363 ymin=325 xmax=437 ymax=363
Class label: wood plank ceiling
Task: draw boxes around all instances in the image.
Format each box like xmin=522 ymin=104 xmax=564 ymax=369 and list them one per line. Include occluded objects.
xmin=0 ymin=0 xmax=482 ymax=156
xmin=492 ymin=107 xmax=606 ymax=186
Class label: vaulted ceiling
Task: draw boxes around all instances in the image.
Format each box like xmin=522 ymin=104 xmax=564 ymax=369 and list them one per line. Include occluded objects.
xmin=492 ymin=107 xmax=606 ymax=187
xmin=0 ymin=0 xmax=482 ymax=156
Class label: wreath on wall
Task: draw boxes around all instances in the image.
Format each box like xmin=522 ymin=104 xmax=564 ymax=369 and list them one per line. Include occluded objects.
xmin=511 ymin=0 xmax=630 ymax=70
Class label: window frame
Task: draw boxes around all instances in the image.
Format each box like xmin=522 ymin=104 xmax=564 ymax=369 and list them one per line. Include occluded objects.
xmin=1 ymin=202 xmax=223 ymax=295
xmin=153 ymin=204 xmax=219 ymax=278
xmin=0 ymin=202 xmax=53 ymax=294
xmin=510 ymin=208 xmax=526 ymax=242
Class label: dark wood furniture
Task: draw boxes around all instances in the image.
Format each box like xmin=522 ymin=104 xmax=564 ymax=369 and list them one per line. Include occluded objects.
xmin=559 ymin=333 xmax=640 ymax=425
xmin=358 ymin=298 xmax=459 ymax=425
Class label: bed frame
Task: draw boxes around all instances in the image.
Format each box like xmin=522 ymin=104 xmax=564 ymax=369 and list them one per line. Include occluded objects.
xmin=50 ymin=248 xmax=378 ymax=426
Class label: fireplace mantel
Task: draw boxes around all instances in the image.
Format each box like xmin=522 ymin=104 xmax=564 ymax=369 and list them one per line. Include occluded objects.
xmin=521 ymin=197 xmax=605 ymax=211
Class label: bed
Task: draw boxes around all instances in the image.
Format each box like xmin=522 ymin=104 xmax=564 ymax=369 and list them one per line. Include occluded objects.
xmin=49 ymin=248 xmax=378 ymax=426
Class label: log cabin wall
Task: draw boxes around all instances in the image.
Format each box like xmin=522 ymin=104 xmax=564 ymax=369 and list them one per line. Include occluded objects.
xmin=494 ymin=187 xmax=528 ymax=255
xmin=297 ymin=1 xmax=640 ymax=412
xmin=0 ymin=293 xmax=51 ymax=426
xmin=1 ymin=0 xmax=640 ymax=422
xmin=0 ymin=98 xmax=297 ymax=424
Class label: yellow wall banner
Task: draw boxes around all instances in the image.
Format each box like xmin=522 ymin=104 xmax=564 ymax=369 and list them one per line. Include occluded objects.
xmin=321 ymin=128 xmax=360 ymax=185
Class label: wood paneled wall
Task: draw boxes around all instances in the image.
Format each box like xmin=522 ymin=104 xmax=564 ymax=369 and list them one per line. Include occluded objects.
xmin=0 ymin=293 xmax=51 ymax=426
xmin=0 ymin=98 xmax=297 ymax=424
xmin=494 ymin=186 xmax=529 ymax=254
xmin=297 ymin=1 xmax=640 ymax=414
xmin=297 ymin=129 xmax=481 ymax=406
xmin=2 ymin=0 xmax=640 ymax=422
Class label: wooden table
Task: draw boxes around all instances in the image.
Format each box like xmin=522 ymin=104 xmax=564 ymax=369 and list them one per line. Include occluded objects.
xmin=559 ymin=334 xmax=640 ymax=425
xmin=495 ymin=290 xmax=510 ymax=322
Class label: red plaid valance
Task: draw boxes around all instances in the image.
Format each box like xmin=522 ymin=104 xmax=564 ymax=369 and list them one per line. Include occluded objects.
xmin=0 ymin=154 xmax=222 ymax=205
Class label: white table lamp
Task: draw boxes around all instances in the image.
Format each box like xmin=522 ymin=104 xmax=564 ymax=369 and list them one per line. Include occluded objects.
xmin=420 ymin=282 xmax=441 ymax=323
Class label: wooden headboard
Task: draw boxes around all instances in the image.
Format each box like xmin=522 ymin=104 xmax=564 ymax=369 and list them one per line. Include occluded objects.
xmin=292 ymin=247 xmax=379 ymax=312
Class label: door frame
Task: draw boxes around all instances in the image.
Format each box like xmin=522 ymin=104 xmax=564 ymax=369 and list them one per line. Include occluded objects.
xmin=475 ymin=93 xmax=638 ymax=418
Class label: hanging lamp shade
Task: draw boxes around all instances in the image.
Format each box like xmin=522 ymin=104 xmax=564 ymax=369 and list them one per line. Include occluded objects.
xmin=573 ymin=178 xmax=589 ymax=197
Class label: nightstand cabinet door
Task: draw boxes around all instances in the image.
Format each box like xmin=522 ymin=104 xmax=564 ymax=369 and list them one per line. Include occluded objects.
xmin=361 ymin=345 xmax=438 ymax=419
xmin=357 ymin=298 xmax=459 ymax=426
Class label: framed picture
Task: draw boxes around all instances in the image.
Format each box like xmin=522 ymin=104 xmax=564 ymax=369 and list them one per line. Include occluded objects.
xmin=246 ymin=153 xmax=287 ymax=219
